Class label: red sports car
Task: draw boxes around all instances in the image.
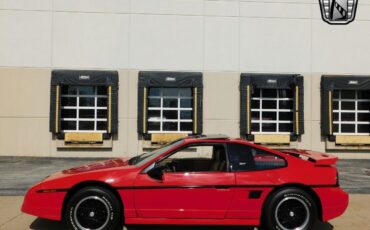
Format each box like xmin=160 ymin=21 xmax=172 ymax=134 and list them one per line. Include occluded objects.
xmin=22 ymin=135 xmax=348 ymax=230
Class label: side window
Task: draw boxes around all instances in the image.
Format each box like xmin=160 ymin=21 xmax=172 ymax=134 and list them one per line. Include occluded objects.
xmin=228 ymin=144 xmax=286 ymax=171
xmin=157 ymin=144 xmax=227 ymax=173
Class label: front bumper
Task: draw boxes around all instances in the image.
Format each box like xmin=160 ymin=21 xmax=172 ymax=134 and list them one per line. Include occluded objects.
xmin=21 ymin=184 xmax=67 ymax=221
xmin=313 ymin=187 xmax=349 ymax=222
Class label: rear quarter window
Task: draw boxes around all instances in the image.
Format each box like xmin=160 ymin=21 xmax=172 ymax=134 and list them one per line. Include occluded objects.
xmin=228 ymin=143 xmax=286 ymax=171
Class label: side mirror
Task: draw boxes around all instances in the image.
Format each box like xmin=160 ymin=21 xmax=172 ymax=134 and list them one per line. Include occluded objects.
xmin=147 ymin=165 xmax=166 ymax=181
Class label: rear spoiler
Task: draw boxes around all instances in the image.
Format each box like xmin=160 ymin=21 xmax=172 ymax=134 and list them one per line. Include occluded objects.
xmin=282 ymin=149 xmax=338 ymax=166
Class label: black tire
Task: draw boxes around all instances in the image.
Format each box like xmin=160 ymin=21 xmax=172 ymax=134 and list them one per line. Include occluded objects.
xmin=262 ymin=188 xmax=317 ymax=230
xmin=64 ymin=187 xmax=122 ymax=230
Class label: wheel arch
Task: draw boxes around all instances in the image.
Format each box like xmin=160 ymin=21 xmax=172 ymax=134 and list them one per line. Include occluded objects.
xmin=61 ymin=180 xmax=124 ymax=221
xmin=263 ymin=183 xmax=323 ymax=222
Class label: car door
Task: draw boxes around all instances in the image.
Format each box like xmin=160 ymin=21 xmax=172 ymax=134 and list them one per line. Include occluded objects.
xmin=225 ymin=143 xmax=287 ymax=219
xmin=134 ymin=143 xmax=236 ymax=219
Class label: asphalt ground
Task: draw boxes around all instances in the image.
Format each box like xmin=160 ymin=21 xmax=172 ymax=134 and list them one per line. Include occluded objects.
xmin=0 ymin=157 xmax=369 ymax=195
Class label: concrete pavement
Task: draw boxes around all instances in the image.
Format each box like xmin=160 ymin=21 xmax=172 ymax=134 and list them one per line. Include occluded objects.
xmin=0 ymin=195 xmax=369 ymax=230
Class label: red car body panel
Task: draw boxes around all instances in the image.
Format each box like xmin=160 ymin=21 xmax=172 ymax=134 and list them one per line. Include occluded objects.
xmin=21 ymin=138 xmax=349 ymax=226
xmin=134 ymin=172 xmax=235 ymax=219
xmin=21 ymin=184 xmax=66 ymax=221
xmin=124 ymin=217 xmax=260 ymax=226
xmin=313 ymin=187 xmax=349 ymax=222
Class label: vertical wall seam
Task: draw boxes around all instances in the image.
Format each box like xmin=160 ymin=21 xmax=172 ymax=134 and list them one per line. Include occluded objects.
xmin=50 ymin=0 xmax=54 ymax=68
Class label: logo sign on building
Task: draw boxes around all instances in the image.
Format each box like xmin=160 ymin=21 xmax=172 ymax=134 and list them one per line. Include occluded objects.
xmin=79 ymin=75 xmax=90 ymax=80
xmin=348 ymin=80 xmax=359 ymax=85
xmin=267 ymin=79 xmax=277 ymax=84
xmin=319 ymin=0 xmax=358 ymax=25
xmin=165 ymin=77 xmax=176 ymax=82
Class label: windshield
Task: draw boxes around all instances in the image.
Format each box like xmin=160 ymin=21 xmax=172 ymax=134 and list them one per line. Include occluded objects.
xmin=129 ymin=139 xmax=184 ymax=166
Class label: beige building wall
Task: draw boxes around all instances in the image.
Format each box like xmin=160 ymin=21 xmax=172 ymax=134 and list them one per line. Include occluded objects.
xmin=1 ymin=0 xmax=370 ymax=158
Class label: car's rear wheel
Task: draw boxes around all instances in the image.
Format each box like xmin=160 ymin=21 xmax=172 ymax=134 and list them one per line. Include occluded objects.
xmin=262 ymin=188 xmax=317 ymax=230
xmin=65 ymin=187 xmax=121 ymax=230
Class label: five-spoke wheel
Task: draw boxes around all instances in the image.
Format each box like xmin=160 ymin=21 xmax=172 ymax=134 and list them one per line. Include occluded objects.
xmin=65 ymin=187 xmax=121 ymax=230
xmin=262 ymin=188 xmax=317 ymax=230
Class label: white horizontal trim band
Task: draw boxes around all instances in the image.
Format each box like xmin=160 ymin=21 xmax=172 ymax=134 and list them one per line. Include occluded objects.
xmin=62 ymin=95 xmax=107 ymax=98
xmin=148 ymin=108 xmax=193 ymax=111
xmin=252 ymin=98 xmax=293 ymax=101
xmin=251 ymin=109 xmax=293 ymax=112
xmin=148 ymin=119 xmax=193 ymax=122
xmin=61 ymin=118 xmax=107 ymax=121
xmin=62 ymin=107 xmax=108 ymax=110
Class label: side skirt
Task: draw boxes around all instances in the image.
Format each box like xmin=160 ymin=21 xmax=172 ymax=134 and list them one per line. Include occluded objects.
xmin=125 ymin=218 xmax=259 ymax=226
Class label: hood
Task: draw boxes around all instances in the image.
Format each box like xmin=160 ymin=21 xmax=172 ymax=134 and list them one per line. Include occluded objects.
xmin=62 ymin=158 xmax=131 ymax=174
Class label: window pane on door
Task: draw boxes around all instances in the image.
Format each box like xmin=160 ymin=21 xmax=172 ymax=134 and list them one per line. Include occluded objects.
xmin=97 ymin=122 xmax=107 ymax=131
xmin=180 ymin=122 xmax=193 ymax=131
xmin=60 ymin=85 xmax=108 ymax=133
xmin=61 ymin=97 xmax=77 ymax=106
xmin=163 ymin=110 xmax=178 ymax=120
xmin=147 ymin=87 xmax=194 ymax=133
xmin=163 ymin=99 xmax=178 ymax=108
xmin=180 ymin=99 xmax=192 ymax=108
xmin=97 ymin=98 xmax=107 ymax=107
xmin=262 ymin=123 xmax=276 ymax=132
xmin=79 ymin=121 xmax=94 ymax=130
xmin=148 ymin=122 xmax=160 ymax=131
xmin=80 ymin=110 xmax=95 ymax=119
xmin=333 ymin=90 xmax=370 ymax=135
xmin=251 ymin=88 xmax=294 ymax=134
xmin=97 ymin=86 xmax=107 ymax=95
xmin=180 ymin=111 xmax=192 ymax=119
xmin=163 ymin=122 xmax=178 ymax=131
xmin=79 ymin=86 xmax=95 ymax=95
xmin=61 ymin=121 xmax=76 ymax=131
xmin=61 ymin=109 xmax=76 ymax=118
xmin=80 ymin=98 xmax=95 ymax=107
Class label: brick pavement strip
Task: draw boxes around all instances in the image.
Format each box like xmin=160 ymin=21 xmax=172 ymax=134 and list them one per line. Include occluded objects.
xmin=0 ymin=195 xmax=369 ymax=230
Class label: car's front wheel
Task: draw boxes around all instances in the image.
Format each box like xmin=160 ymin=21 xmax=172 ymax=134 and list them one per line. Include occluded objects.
xmin=262 ymin=188 xmax=317 ymax=230
xmin=64 ymin=187 xmax=122 ymax=230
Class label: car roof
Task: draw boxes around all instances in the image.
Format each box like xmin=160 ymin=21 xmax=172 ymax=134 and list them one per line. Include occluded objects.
xmin=189 ymin=134 xmax=230 ymax=140
xmin=182 ymin=135 xmax=282 ymax=154
xmin=183 ymin=134 xmax=246 ymax=144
